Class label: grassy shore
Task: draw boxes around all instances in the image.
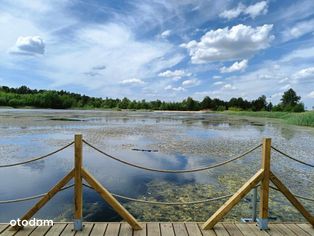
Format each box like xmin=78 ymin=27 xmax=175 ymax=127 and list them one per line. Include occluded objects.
xmin=223 ymin=111 xmax=314 ymax=127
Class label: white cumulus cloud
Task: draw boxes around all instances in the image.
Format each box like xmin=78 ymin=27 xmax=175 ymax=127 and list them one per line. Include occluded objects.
xmin=223 ymin=84 xmax=236 ymax=90
xmin=164 ymin=85 xmax=185 ymax=91
xmin=160 ymin=30 xmax=171 ymax=39
xmin=293 ymin=67 xmax=314 ymax=79
xmin=181 ymin=24 xmax=274 ymax=64
xmin=244 ymin=1 xmax=268 ymax=18
xmin=158 ymin=69 xmax=192 ymax=80
xmin=220 ymin=59 xmax=248 ymax=73
xmin=282 ymin=19 xmax=314 ymax=42
xmin=182 ymin=79 xmax=200 ymax=87
xmin=307 ymin=91 xmax=314 ymax=98
xmin=214 ymin=81 xmax=224 ymax=86
xmin=10 ymin=36 xmax=45 ymax=55
xmin=220 ymin=1 xmax=268 ymax=20
xmin=120 ymin=78 xmax=144 ymax=85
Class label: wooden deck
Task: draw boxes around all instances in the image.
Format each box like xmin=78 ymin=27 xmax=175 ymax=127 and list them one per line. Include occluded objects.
xmin=0 ymin=222 xmax=313 ymax=236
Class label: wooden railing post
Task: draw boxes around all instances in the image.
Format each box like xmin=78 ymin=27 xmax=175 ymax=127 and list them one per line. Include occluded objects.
xmin=74 ymin=134 xmax=83 ymax=231
xmin=258 ymin=138 xmax=271 ymax=230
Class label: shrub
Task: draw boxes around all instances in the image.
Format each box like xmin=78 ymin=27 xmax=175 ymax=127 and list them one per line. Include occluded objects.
xmin=217 ymin=105 xmax=226 ymax=111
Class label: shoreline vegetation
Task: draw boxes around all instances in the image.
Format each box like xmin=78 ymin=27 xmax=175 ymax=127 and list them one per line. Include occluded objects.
xmin=1 ymin=85 xmax=313 ymax=127
xmin=223 ymin=111 xmax=314 ymax=128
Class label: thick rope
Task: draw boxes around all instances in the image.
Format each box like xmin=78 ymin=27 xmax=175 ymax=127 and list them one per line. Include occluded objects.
xmin=0 ymin=142 xmax=74 ymax=168
xmin=83 ymin=140 xmax=262 ymax=173
xmin=269 ymin=185 xmax=314 ymax=202
xmin=83 ymin=184 xmax=233 ymax=205
xmin=0 ymin=184 xmax=74 ymax=204
xmin=2 ymin=182 xmax=312 ymax=205
xmin=271 ymin=146 xmax=314 ymax=168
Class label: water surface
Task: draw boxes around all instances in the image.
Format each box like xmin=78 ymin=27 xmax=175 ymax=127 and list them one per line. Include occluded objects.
xmin=0 ymin=109 xmax=313 ymax=222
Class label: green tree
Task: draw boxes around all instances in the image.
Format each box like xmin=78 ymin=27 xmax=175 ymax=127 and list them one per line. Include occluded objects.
xmin=119 ymin=97 xmax=130 ymax=109
xmin=200 ymin=96 xmax=211 ymax=110
xmin=281 ymin=89 xmax=301 ymax=107
xmin=280 ymin=89 xmax=304 ymax=112
xmin=252 ymin=95 xmax=267 ymax=111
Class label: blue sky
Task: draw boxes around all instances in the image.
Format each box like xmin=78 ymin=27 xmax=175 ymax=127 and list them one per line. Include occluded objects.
xmin=0 ymin=0 xmax=314 ymax=108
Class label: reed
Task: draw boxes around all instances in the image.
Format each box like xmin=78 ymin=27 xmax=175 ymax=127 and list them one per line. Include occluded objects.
xmin=224 ymin=111 xmax=314 ymax=127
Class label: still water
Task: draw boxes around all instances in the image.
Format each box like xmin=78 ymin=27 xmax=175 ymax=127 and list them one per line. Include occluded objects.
xmin=0 ymin=109 xmax=313 ymax=222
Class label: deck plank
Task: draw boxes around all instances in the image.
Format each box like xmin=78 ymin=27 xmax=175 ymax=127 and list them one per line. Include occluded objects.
xmin=213 ymin=223 xmax=229 ymax=236
xmin=133 ymin=223 xmax=146 ymax=236
xmin=297 ymin=224 xmax=314 ymax=235
xmin=160 ymin=223 xmax=174 ymax=236
xmin=267 ymin=224 xmax=285 ymax=236
xmin=14 ymin=226 xmax=37 ymax=236
xmin=45 ymin=223 xmax=67 ymax=236
xmin=76 ymin=223 xmax=94 ymax=236
xmin=223 ymin=223 xmax=244 ymax=236
xmin=61 ymin=224 xmax=75 ymax=236
xmin=29 ymin=225 xmax=51 ymax=235
xmin=0 ymin=222 xmax=311 ymax=236
xmin=272 ymin=224 xmax=297 ymax=236
xmin=173 ymin=223 xmax=188 ymax=236
xmin=147 ymin=223 xmax=160 ymax=236
xmin=104 ymin=223 xmax=120 ymax=236
xmin=1 ymin=227 xmax=19 ymax=236
xmin=197 ymin=223 xmax=216 ymax=236
xmin=118 ymin=223 xmax=133 ymax=236
xmin=0 ymin=224 xmax=10 ymax=234
xmin=285 ymin=224 xmax=311 ymax=236
xmin=185 ymin=223 xmax=202 ymax=236
xmin=246 ymin=224 xmax=270 ymax=236
xmin=90 ymin=223 xmax=107 ymax=236
xmin=236 ymin=223 xmax=258 ymax=236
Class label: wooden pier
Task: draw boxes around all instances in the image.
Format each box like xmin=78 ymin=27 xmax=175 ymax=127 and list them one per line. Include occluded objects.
xmin=1 ymin=222 xmax=314 ymax=236
xmin=1 ymin=135 xmax=313 ymax=235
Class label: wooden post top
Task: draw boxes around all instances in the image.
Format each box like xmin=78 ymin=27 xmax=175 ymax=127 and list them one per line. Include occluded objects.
xmin=75 ymin=134 xmax=82 ymax=139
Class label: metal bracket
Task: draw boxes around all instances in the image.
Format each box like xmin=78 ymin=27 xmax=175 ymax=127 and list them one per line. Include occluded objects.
xmin=241 ymin=187 xmax=258 ymax=223
xmin=240 ymin=218 xmax=255 ymax=223
xmin=73 ymin=219 xmax=83 ymax=231
xmin=257 ymin=218 xmax=269 ymax=230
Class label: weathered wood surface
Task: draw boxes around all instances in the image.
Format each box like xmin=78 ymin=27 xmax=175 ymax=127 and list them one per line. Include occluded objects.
xmin=74 ymin=134 xmax=83 ymax=221
xmin=270 ymin=172 xmax=314 ymax=226
xmin=81 ymin=168 xmax=142 ymax=230
xmin=1 ymin=222 xmax=313 ymax=236
xmin=202 ymin=169 xmax=264 ymax=229
xmin=12 ymin=170 xmax=74 ymax=230
xmin=260 ymin=138 xmax=272 ymax=220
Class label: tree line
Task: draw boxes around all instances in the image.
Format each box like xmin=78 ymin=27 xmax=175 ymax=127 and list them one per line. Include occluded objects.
xmin=0 ymin=85 xmax=305 ymax=112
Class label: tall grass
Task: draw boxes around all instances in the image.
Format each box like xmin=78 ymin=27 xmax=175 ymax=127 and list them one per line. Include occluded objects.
xmin=224 ymin=111 xmax=314 ymax=127
xmin=285 ymin=112 xmax=314 ymax=127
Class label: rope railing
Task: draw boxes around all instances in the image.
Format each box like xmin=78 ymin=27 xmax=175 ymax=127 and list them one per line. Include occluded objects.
xmin=268 ymin=185 xmax=314 ymax=202
xmin=1 ymin=182 xmax=313 ymax=206
xmin=2 ymin=135 xmax=314 ymax=231
xmin=82 ymin=183 xmax=233 ymax=205
xmin=271 ymin=146 xmax=314 ymax=168
xmin=0 ymin=184 xmax=74 ymax=204
xmin=83 ymin=140 xmax=262 ymax=173
xmin=83 ymin=183 xmax=314 ymax=205
xmin=0 ymin=142 xmax=74 ymax=168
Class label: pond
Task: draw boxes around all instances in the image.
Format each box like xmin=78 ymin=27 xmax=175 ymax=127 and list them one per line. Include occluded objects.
xmin=0 ymin=109 xmax=313 ymax=223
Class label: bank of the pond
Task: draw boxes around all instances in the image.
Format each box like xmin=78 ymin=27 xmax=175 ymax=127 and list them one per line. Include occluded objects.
xmin=223 ymin=111 xmax=314 ymax=127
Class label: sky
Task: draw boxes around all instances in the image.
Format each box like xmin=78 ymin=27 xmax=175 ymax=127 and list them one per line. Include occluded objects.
xmin=0 ymin=0 xmax=314 ymax=108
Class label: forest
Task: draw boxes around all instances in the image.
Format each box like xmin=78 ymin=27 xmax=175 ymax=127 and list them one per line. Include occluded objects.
xmin=0 ymin=85 xmax=305 ymax=112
